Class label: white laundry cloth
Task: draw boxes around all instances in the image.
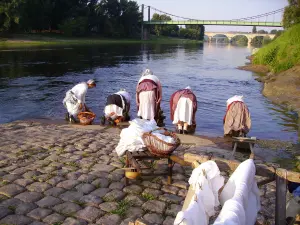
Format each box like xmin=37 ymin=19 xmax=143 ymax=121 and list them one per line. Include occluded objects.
xmin=104 ymin=105 xmax=123 ymax=120
xmin=63 ymin=90 xmax=81 ymax=117
xmin=151 ymin=132 xmax=175 ymax=144
xmin=174 ymin=195 xmax=207 ymax=225
xmin=137 ymin=90 xmax=156 ymax=120
xmin=217 ymin=159 xmax=260 ymax=225
xmin=115 ymin=118 xmax=158 ymax=156
xmin=173 ymin=97 xmax=193 ymax=125
xmin=226 ymin=95 xmax=244 ymax=107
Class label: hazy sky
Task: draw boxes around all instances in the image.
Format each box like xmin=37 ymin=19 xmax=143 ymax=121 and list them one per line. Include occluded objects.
xmin=135 ymin=0 xmax=288 ymax=32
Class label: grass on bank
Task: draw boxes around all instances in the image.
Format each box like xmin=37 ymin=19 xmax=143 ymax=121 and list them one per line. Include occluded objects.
xmin=0 ymin=34 xmax=202 ymax=48
xmin=253 ymin=23 xmax=300 ymax=73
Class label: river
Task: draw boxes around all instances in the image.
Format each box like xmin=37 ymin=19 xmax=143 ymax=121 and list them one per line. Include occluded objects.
xmin=0 ymin=43 xmax=298 ymax=142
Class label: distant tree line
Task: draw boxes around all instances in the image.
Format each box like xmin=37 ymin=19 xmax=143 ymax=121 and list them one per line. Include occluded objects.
xmin=151 ymin=13 xmax=205 ymax=40
xmin=0 ymin=0 xmax=141 ymax=37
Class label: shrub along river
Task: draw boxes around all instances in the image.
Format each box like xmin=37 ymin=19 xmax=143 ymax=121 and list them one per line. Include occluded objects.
xmin=0 ymin=43 xmax=298 ymax=142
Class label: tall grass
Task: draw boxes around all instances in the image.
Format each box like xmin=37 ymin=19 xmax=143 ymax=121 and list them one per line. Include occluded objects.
xmin=253 ymin=23 xmax=300 ymax=73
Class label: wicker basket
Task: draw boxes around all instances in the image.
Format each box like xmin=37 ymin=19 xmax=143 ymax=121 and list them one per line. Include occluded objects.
xmin=78 ymin=112 xmax=96 ymax=125
xmin=142 ymin=128 xmax=180 ymax=157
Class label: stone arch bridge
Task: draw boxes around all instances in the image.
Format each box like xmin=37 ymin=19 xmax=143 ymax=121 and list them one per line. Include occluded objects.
xmin=205 ymin=32 xmax=275 ymax=45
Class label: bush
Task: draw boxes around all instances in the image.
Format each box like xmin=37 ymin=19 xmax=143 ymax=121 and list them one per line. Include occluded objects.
xmin=253 ymin=23 xmax=300 ymax=73
xmin=59 ymin=17 xmax=88 ymax=36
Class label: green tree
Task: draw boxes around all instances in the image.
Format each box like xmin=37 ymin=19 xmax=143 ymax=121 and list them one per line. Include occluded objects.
xmin=252 ymin=26 xmax=257 ymax=33
xmin=0 ymin=0 xmax=24 ymax=32
xmin=270 ymin=29 xmax=278 ymax=34
xmin=231 ymin=35 xmax=248 ymax=46
xmin=257 ymin=29 xmax=268 ymax=34
xmin=283 ymin=0 xmax=300 ymax=28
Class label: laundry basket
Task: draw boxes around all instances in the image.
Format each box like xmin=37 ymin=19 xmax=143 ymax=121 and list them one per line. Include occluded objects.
xmin=78 ymin=112 xmax=96 ymax=125
xmin=142 ymin=128 xmax=180 ymax=157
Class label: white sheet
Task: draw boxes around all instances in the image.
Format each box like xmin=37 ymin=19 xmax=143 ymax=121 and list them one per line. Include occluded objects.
xmin=104 ymin=105 xmax=123 ymax=120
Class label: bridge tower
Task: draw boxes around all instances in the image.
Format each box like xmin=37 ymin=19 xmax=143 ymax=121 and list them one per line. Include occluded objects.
xmin=141 ymin=5 xmax=151 ymax=40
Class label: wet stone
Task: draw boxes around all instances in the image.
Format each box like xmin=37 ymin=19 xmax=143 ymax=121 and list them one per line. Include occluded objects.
xmin=62 ymin=217 xmax=88 ymax=225
xmin=66 ymin=172 xmax=82 ymax=180
xmin=99 ymin=202 xmax=118 ymax=212
xmin=90 ymin=188 xmax=110 ymax=198
xmin=0 ymin=184 xmax=26 ymax=197
xmin=159 ymin=194 xmax=183 ymax=204
xmin=23 ymin=171 xmax=42 ymax=179
xmin=107 ymin=173 xmax=124 ymax=182
xmin=79 ymin=195 xmax=103 ymax=207
xmin=43 ymin=213 xmax=65 ymax=224
xmin=96 ymin=214 xmax=121 ymax=225
xmin=166 ymin=204 xmax=181 ymax=217
xmin=178 ymin=189 xmax=188 ymax=197
xmin=142 ymin=200 xmax=166 ymax=214
xmin=75 ymin=183 xmax=96 ymax=194
xmin=124 ymin=195 xmax=145 ymax=207
xmin=27 ymin=182 xmax=51 ymax=192
xmin=0 ymin=215 xmax=34 ymax=225
xmin=162 ymin=185 xmax=179 ymax=195
xmin=29 ymin=221 xmax=47 ymax=225
xmin=15 ymin=202 xmax=37 ymax=215
xmin=76 ymin=206 xmax=104 ymax=223
xmin=123 ymin=185 xmax=143 ymax=195
xmin=53 ymin=202 xmax=82 ymax=215
xmin=141 ymin=181 xmax=161 ymax=190
xmin=109 ymin=182 xmax=125 ymax=190
xmin=15 ymin=192 xmax=44 ymax=203
xmin=36 ymin=196 xmax=62 ymax=208
xmin=14 ymin=179 xmax=34 ymax=187
xmin=27 ymin=207 xmax=52 ymax=220
xmin=163 ymin=216 xmax=175 ymax=225
xmin=57 ymin=180 xmax=80 ymax=189
xmin=103 ymin=190 xmax=125 ymax=202
xmin=142 ymin=188 xmax=163 ymax=199
xmin=60 ymin=191 xmax=84 ymax=202
xmin=143 ymin=213 xmax=164 ymax=224
xmin=44 ymin=187 xmax=65 ymax=197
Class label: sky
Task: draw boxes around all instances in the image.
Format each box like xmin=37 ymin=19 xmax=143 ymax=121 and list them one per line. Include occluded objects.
xmin=135 ymin=0 xmax=288 ymax=32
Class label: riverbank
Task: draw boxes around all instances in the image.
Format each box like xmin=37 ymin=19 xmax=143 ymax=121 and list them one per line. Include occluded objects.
xmin=0 ymin=120 xmax=297 ymax=225
xmin=0 ymin=34 xmax=202 ymax=47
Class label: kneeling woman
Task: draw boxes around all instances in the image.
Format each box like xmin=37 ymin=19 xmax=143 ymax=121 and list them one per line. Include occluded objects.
xmin=136 ymin=69 xmax=162 ymax=121
xmin=223 ymin=95 xmax=251 ymax=137
xmin=103 ymin=89 xmax=131 ymax=125
xmin=170 ymin=86 xmax=197 ymax=134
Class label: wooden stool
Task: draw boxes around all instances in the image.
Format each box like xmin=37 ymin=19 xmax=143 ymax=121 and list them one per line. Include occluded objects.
xmin=231 ymin=137 xmax=256 ymax=159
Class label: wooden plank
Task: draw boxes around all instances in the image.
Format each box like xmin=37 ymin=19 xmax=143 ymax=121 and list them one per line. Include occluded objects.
xmin=275 ymin=174 xmax=287 ymax=225
xmin=184 ymin=153 xmax=300 ymax=182
xmin=170 ymin=155 xmax=192 ymax=167
xmin=126 ymin=151 xmax=141 ymax=172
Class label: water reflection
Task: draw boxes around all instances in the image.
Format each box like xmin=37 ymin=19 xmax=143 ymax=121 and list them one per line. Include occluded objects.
xmin=0 ymin=43 xmax=298 ymax=142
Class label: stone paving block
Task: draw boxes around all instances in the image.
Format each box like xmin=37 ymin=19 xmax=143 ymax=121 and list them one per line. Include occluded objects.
xmin=59 ymin=191 xmax=84 ymax=202
xmin=78 ymin=174 xmax=97 ymax=183
xmin=91 ymin=178 xmax=109 ymax=188
xmin=0 ymin=198 xmax=23 ymax=208
xmin=99 ymin=202 xmax=118 ymax=212
xmin=66 ymin=172 xmax=82 ymax=180
xmin=162 ymin=185 xmax=179 ymax=195
xmin=11 ymin=167 xmax=28 ymax=175
xmin=75 ymin=183 xmax=96 ymax=194
xmin=76 ymin=206 xmax=104 ymax=223
xmin=27 ymin=182 xmax=51 ymax=192
xmin=27 ymin=207 xmax=52 ymax=220
xmin=15 ymin=202 xmax=37 ymax=215
xmin=44 ymin=187 xmax=66 ymax=197
xmin=123 ymin=185 xmax=143 ymax=195
xmin=142 ymin=200 xmax=166 ymax=214
xmin=90 ymin=188 xmax=110 ymax=198
xmin=53 ymin=202 xmax=82 ymax=215
xmin=141 ymin=181 xmax=161 ymax=190
xmin=119 ymin=217 xmax=136 ymax=225
xmin=163 ymin=216 xmax=175 ymax=225
xmin=96 ymin=214 xmax=121 ymax=225
xmin=43 ymin=213 xmax=65 ymax=224
xmin=79 ymin=194 xmax=103 ymax=207
xmin=178 ymin=189 xmax=187 ymax=197
xmin=107 ymin=173 xmax=124 ymax=182
xmin=92 ymin=164 xmax=115 ymax=172
xmin=0 ymin=215 xmax=34 ymax=225
xmin=36 ymin=196 xmax=62 ymax=208
xmin=47 ymin=176 xmax=66 ymax=186
xmin=159 ymin=194 xmax=183 ymax=204
xmin=15 ymin=191 xmax=44 ymax=203
xmin=0 ymin=207 xmax=12 ymax=220
xmin=109 ymin=182 xmax=125 ymax=190
xmin=143 ymin=213 xmax=164 ymax=224
xmin=166 ymin=204 xmax=181 ymax=217
xmin=125 ymin=207 xmax=144 ymax=219
xmin=14 ymin=178 xmax=34 ymax=187
xmin=62 ymin=217 xmax=88 ymax=225
xmin=57 ymin=180 xmax=80 ymax=189
xmin=142 ymin=188 xmax=163 ymax=199
xmin=172 ymin=180 xmax=189 ymax=190
xmin=23 ymin=171 xmax=42 ymax=179
xmin=103 ymin=190 xmax=125 ymax=202
xmin=124 ymin=195 xmax=145 ymax=207
xmin=2 ymin=174 xmax=21 ymax=182
xmin=30 ymin=221 xmax=47 ymax=225
xmin=0 ymin=184 xmax=26 ymax=197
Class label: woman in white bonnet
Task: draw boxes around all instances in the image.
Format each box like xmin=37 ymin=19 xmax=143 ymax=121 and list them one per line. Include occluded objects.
xmin=136 ymin=69 xmax=162 ymax=121
xmin=170 ymin=86 xmax=197 ymax=134
xmin=63 ymin=79 xmax=96 ymax=123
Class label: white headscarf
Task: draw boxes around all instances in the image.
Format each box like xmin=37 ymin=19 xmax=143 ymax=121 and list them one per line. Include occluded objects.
xmin=142 ymin=69 xmax=153 ymax=76
xmin=226 ymin=95 xmax=244 ymax=107
xmin=185 ymin=86 xmax=191 ymax=90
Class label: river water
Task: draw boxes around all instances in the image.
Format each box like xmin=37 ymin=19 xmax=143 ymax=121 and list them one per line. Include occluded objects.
xmin=0 ymin=43 xmax=298 ymax=142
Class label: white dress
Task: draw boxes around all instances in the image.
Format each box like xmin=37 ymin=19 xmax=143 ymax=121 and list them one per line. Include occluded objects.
xmin=137 ymin=90 xmax=156 ymax=120
xmin=173 ymin=97 xmax=193 ymax=125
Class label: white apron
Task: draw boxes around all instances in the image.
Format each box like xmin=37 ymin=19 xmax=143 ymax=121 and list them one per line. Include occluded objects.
xmin=137 ymin=90 xmax=156 ymax=120
xmin=173 ymin=97 xmax=193 ymax=125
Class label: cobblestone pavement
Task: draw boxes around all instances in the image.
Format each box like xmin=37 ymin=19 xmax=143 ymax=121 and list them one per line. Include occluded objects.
xmin=0 ymin=121 xmax=276 ymax=225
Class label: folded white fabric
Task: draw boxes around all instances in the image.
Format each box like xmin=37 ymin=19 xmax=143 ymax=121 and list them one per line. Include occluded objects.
xmin=115 ymin=118 xmax=158 ymax=156
xmin=216 ymin=159 xmax=260 ymax=225
xmin=152 ymin=132 xmax=175 ymax=144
